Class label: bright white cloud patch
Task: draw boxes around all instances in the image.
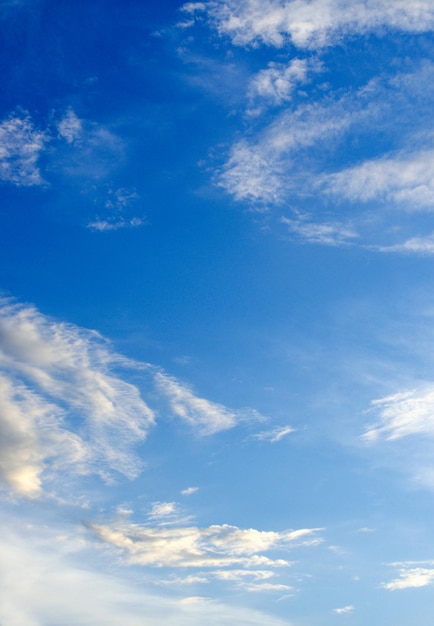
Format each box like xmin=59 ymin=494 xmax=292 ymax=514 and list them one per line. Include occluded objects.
xmin=194 ymin=0 xmax=434 ymax=49
xmin=0 ymin=298 xmax=155 ymax=495
xmin=0 ymin=114 xmax=46 ymax=186
xmin=363 ymin=387 xmax=434 ymax=443
xmin=90 ymin=520 xmax=321 ymax=569
xmin=382 ymin=563 xmax=434 ymax=590
xmin=0 ymin=298 xmax=257 ymax=496
xmin=0 ymin=521 xmax=291 ymax=626
xmin=333 ymin=605 xmax=354 ymax=614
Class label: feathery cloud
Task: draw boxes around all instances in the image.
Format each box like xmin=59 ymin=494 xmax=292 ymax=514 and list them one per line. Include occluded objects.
xmin=252 ymin=425 xmax=295 ymax=443
xmin=363 ymin=387 xmax=434 ymax=443
xmin=154 ymin=371 xmax=240 ymax=435
xmin=0 ymin=298 xmax=155 ymax=495
xmin=90 ymin=520 xmax=321 ymax=569
xmin=193 ymin=0 xmax=434 ymax=49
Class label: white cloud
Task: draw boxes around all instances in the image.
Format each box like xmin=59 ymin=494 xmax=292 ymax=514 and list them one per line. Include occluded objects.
xmin=182 ymin=486 xmax=199 ymax=495
xmin=218 ymin=92 xmax=360 ymax=204
xmin=0 ymin=521 xmax=292 ymax=626
xmin=281 ymin=216 xmax=358 ymax=246
xmin=154 ymin=371 xmax=240 ymax=434
xmin=322 ymin=149 xmax=434 ymax=209
xmin=0 ymin=297 xmax=262 ymax=496
xmin=57 ymin=108 xmax=83 ymax=144
xmin=248 ymin=58 xmax=318 ymax=112
xmin=196 ymin=0 xmax=434 ymax=49
xmin=149 ymin=501 xmax=179 ymax=519
xmin=363 ymin=387 xmax=434 ymax=443
xmin=0 ymin=298 xmax=155 ymax=495
xmin=252 ymin=425 xmax=295 ymax=443
xmin=0 ymin=114 xmax=47 ymax=186
xmin=333 ymin=605 xmax=354 ymax=614
xmin=90 ymin=520 xmax=321 ymax=569
xmin=87 ymin=216 xmax=144 ymax=231
xmin=378 ymin=234 xmax=434 ymax=255
xmin=382 ymin=564 xmax=434 ymax=590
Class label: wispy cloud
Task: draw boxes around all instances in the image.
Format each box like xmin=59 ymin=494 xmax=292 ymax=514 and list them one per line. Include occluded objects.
xmin=90 ymin=520 xmax=322 ymax=569
xmin=154 ymin=371 xmax=245 ymax=435
xmin=0 ymin=298 xmax=262 ymax=497
xmin=192 ymin=0 xmax=434 ymax=49
xmin=0 ymin=298 xmax=155 ymax=496
xmin=322 ymin=148 xmax=434 ymax=209
xmin=0 ymin=114 xmax=47 ymax=186
xmin=0 ymin=520 xmax=292 ymax=626
xmin=252 ymin=425 xmax=295 ymax=443
xmin=363 ymin=387 xmax=434 ymax=443
xmin=281 ymin=216 xmax=358 ymax=247
xmin=382 ymin=562 xmax=434 ymax=590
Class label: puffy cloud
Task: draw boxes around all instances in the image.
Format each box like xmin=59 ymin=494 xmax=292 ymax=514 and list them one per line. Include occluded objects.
xmin=382 ymin=563 xmax=434 ymax=590
xmin=218 ymin=93 xmax=359 ymax=204
xmin=248 ymin=58 xmax=319 ymax=112
xmin=90 ymin=520 xmax=321 ymax=569
xmin=0 ymin=114 xmax=47 ymax=186
xmin=194 ymin=0 xmax=434 ymax=49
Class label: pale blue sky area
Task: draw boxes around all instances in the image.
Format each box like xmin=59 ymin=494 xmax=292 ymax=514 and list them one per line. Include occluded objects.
xmin=2 ymin=1 xmax=434 ymax=624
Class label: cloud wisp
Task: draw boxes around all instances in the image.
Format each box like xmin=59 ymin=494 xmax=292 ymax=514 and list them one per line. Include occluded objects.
xmin=363 ymin=387 xmax=434 ymax=443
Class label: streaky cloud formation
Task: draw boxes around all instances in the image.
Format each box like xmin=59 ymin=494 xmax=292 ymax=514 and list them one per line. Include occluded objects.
xmin=0 ymin=297 xmax=259 ymax=497
xmin=90 ymin=519 xmax=322 ymax=569
xmin=0 ymin=297 xmax=155 ymax=495
xmin=0 ymin=521 xmax=292 ymax=626
xmin=363 ymin=387 xmax=434 ymax=442
xmin=191 ymin=0 xmax=434 ymax=48
xmin=154 ymin=370 xmax=246 ymax=435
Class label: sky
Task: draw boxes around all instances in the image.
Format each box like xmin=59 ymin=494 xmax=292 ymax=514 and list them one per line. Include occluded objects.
xmin=2 ymin=0 xmax=434 ymax=624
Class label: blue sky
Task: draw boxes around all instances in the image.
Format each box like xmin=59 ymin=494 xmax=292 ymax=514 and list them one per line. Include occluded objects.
xmin=2 ymin=0 xmax=434 ymax=624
